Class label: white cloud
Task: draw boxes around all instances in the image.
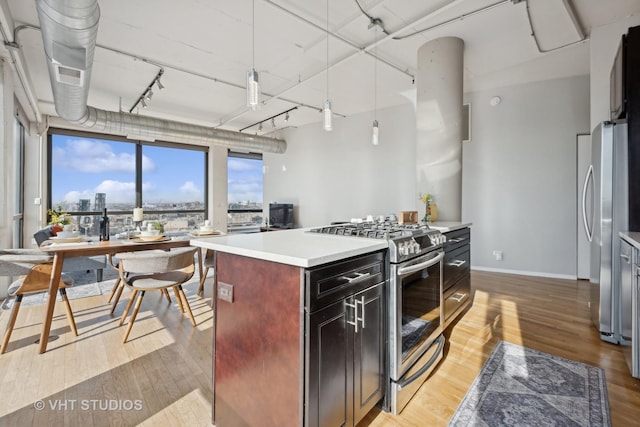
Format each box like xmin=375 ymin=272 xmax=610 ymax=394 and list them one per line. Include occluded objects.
xmin=53 ymin=138 xmax=155 ymax=173
xmin=180 ymin=181 xmax=201 ymax=197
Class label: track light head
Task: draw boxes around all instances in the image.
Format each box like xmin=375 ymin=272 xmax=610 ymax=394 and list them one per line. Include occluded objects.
xmin=156 ymin=79 xmax=164 ymax=90
xmin=140 ymin=98 xmax=147 ymax=108
xmin=145 ymin=90 xmax=153 ymax=101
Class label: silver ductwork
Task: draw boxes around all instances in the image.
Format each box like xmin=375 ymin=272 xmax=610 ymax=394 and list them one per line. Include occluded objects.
xmin=36 ymin=0 xmax=286 ymax=153
xmin=77 ymin=106 xmax=287 ymax=152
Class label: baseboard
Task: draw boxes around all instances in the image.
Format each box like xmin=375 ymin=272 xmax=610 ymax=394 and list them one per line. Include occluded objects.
xmin=471 ymin=265 xmax=577 ymax=281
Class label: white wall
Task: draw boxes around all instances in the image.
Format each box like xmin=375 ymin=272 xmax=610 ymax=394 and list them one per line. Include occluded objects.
xmin=462 ymin=76 xmax=590 ymax=278
xmin=266 ymin=75 xmax=590 ymax=278
xmin=263 ymin=103 xmax=420 ymax=227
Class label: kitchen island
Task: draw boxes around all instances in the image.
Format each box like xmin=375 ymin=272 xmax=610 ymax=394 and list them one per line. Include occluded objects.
xmin=191 ymin=229 xmax=388 ymax=427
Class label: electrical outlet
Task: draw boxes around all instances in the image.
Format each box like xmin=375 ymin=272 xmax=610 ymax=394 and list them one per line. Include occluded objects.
xmin=493 ymin=250 xmax=503 ymax=261
xmin=218 ymin=281 xmax=234 ymax=303
xmin=34 ymin=197 xmax=41 ymax=205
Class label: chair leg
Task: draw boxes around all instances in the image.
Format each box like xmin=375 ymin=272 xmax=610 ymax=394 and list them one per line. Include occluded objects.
xmin=122 ymin=290 xmax=145 ymax=343
xmin=1 ymin=295 xmax=23 ymax=354
xmin=110 ymin=279 xmax=125 ymax=315
xmin=120 ymin=289 xmax=138 ymax=326
xmin=172 ymin=287 xmax=185 ymax=313
xmin=59 ymin=289 xmax=78 ymax=336
xmin=177 ymin=285 xmax=197 ymax=326
xmin=197 ymin=266 xmax=210 ymax=297
xmin=107 ymin=277 xmax=121 ymax=303
xmin=161 ymin=288 xmax=171 ymax=303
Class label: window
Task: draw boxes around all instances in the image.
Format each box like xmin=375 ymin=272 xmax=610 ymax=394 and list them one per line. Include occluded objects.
xmin=48 ymin=129 xmax=207 ymax=237
xmin=227 ymin=152 xmax=263 ymax=232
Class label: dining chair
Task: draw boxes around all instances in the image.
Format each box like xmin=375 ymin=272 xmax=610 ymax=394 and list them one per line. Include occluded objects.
xmin=117 ymin=247 xmax=199 ymax=343
xmin=1 ymin=263 xmax=78 ymax=353
xmin=197 ymin=249 xmax=214 ymax=297
xmin=107 ymin=251 xmax=171 ymax=314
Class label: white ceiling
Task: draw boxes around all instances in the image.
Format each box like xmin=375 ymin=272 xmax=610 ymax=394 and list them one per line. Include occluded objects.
xmin=2 ymin=0 xmax=640 ymax=135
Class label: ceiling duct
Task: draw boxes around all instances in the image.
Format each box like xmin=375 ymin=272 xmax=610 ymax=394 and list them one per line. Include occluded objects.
xmin=35 ymin=0 xmax=286 ymax=153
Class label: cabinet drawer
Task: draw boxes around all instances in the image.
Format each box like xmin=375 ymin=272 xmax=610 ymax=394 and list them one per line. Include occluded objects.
xmin=444 ymin=228 xmax=470 ymax=252
xmin=443 ymin=276 xmax=471 ymax=325
xmin=443 ymin=245 xmax=470 ymax=291
xmin=306 ymin=251 xmax=386 ymax=312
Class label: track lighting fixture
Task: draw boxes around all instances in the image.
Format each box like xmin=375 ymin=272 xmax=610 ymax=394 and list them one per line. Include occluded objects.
xmin=238 ymin=106 xmax=298 ymax=133
xmin=129 ymin=69 xmax=165 ymax=113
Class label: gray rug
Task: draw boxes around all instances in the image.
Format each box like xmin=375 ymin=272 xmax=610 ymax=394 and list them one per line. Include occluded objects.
xmin=449 ymin=341 xmax=610 ymax=427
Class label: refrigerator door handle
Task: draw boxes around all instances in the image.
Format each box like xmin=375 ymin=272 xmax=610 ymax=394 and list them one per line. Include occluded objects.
xmin=582 ymin=164 xmax=594 ymax=242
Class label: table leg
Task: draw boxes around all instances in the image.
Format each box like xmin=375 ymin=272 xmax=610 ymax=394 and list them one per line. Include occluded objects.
xmin=39 ymin=253 xmax=65 ymax=353
xmin=196 ymin=248 xmax=204 ymax=297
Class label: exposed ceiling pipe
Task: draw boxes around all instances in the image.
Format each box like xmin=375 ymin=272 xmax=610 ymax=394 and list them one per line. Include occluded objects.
xmin=35 ymin=0 xmax=286 ymax=154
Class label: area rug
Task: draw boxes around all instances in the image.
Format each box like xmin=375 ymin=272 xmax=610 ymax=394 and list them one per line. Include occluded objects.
xmin=448 ymin=340 xmax=610 ymax=427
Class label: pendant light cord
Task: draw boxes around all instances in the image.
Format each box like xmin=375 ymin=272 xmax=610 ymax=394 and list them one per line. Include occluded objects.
xmin=252 ymin=0 xmax=255 ymax=68
xmin=374 ymin=27 xmax=377 ymax=120
xmin=326 ymin=0 xmax=329 ymax=99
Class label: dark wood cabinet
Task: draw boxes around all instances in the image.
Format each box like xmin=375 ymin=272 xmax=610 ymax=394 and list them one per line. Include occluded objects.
xmin=305 ymin=252 xmax=386 ymax=427
xmin=306 ymin=283 xmax=385 ymax=427
xmin=442 ymin=227 xmax=471 ymax=327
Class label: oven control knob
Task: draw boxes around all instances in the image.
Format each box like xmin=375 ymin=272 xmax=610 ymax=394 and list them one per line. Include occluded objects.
xmin=399 ymin=242 xmax=408 ymax=256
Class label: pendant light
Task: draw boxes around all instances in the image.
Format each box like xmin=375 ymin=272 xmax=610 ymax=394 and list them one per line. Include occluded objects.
xmin=323 ymin=0 xmax=333 ymax=131
xmin=247 ymin=0 xmax=261 ymax=110
xmin=371 ymin=25 xmax=379 ymax=145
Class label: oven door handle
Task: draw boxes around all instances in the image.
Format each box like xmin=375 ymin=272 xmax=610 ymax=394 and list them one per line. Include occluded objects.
xmin=397 ymin=251 xmax=444 ymax=276
xmin=397 ymin=334 xmax=445 ymax=389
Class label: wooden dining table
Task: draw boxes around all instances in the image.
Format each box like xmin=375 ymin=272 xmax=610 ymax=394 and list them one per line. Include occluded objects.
xmin=38 ymin=236 xmax=200 ymax=353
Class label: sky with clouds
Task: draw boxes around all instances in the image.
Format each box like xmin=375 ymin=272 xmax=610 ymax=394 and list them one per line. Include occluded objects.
xmin=51 ymin=134 xmax=263 ymax=209
xmin=52 ymin=134 xmax=204 ymax=207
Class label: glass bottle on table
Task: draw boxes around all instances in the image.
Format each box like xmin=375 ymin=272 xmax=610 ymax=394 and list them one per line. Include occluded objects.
xmin=99 ymin=208 xmax=110 ymax=241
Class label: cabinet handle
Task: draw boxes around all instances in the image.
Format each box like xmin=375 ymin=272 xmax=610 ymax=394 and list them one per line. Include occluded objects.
xmin=448 ymin=237 xmax=466 ymax=243
xmin=449 ymin=292 xmax=467 ymax=303
xmin=621 ymin=253 xmax=631 ymax=263
xmin=447 ymin=260 xmax=467 ymax=267
xmin=340 ymin=272 xmax=371 ymax=284
xmin=358 ymin=295 xmax=366 ymax=330
xmin=345 ymin=299 xmax=358 ymax=333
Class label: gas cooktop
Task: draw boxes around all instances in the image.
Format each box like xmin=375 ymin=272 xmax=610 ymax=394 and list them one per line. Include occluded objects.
xmin=309 ymin=221 xmax=445 ymax=262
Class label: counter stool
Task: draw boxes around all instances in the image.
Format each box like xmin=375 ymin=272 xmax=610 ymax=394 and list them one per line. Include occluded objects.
xmin=1 ymin=263 xmax=77 ymax=353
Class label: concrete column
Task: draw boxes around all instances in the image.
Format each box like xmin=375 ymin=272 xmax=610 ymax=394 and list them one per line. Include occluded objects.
xmin=416 ymin=37 xmax=464 ymax=221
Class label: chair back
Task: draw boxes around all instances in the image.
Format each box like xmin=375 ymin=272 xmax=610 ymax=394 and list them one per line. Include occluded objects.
xmin=118 ymin=247 xmax=197 ymax=274
xmin=33 ymin=226 xmax=54 ymax=246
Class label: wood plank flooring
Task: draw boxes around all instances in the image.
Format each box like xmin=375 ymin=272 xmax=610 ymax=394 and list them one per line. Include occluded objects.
xmin=0 ymin=271 xmax=639 ymax=426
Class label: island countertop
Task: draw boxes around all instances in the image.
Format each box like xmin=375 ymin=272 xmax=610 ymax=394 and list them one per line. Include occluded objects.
xmin=190 ymin=228 xmax=388 ymax=268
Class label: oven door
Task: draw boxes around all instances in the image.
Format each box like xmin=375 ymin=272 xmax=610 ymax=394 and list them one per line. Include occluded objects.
xmin=389 ymin=250 xmax=444 ymax=380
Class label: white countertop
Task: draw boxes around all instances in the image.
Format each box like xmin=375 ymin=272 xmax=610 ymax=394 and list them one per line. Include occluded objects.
xmin=428 ymin=221 xmax=472 ymax=233
xmin=620 ymin=231 xmax=640 ymax=250
xmin=190 ymin=228 xmax=388 ymax=268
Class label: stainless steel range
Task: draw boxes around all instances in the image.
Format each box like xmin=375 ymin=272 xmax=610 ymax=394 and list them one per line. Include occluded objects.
xmin=309 ymin=220 xmax=446 ymax=415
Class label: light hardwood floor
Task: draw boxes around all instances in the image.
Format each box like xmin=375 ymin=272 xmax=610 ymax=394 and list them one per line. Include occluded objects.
xmin=1 ymin=271 xmax=639 ymax=426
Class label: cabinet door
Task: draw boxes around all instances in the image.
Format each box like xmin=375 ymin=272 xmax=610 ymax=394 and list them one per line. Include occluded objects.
xmin=307 ymin=299 xmax=353 ymax=427
xmin=353 ymin=283 xmax=385 ymax=425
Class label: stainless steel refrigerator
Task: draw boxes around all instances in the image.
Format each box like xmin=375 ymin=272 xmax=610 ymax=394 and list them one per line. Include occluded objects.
xmin=582 ymin=121 xmax=628 ymax=344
